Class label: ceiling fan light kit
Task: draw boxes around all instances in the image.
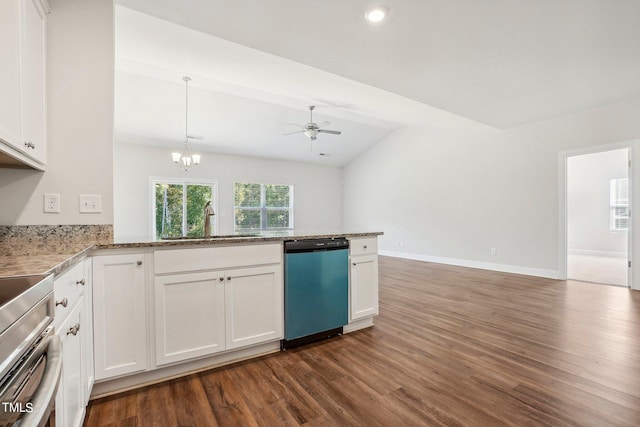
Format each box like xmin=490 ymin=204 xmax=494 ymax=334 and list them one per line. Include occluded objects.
xmin=284 ymin=105 xmax=342 ymax=146
xmin=172 ymin=76 xmax=202 ymax=171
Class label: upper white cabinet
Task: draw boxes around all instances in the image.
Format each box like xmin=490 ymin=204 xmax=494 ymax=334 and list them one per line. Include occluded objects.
xmin=93 ymin=253 xmax=148 ymax=380
xmin=0 ymin=0 xmax=22 ymax=149
xmin=349 ymin=237 xmax=379 ymax=321
xmin=0 ymin=0 xmax=47 ymax=168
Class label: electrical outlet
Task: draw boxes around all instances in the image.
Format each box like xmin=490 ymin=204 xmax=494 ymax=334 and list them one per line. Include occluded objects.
xmin=79 ymin=194 xmax=102 ymax=213
xmin=44 ymin=193 xmax=60 ymax=213
xmin=491 ymin=247 xmax=497 ymax=256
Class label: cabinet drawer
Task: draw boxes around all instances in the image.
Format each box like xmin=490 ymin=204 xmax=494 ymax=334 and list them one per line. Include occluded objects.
xmin=53 ymin=261 xmax=85 ymax=329
xmin=154 ymin=243 xmax=282 ymax=274
xmin=349 ymin=237 xmax=378 ymax=256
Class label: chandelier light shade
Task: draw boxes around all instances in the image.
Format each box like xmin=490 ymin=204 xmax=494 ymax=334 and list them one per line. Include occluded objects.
xmin=172 ymin=76 xmax=201 ymax=171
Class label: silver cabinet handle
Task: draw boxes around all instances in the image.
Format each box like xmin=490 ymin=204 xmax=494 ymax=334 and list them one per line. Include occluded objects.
xmin=137 ymin=260 xmax=143 ymax=266
xmin=56 ymin=298 xmax=68 ymax=308
xmin=66 ymin=324 xmax=80 ymax=336
xmin=76 ymin=278 xmax=85 ymax=286
xmin=24 ymin=141 xmax=35 ymax=149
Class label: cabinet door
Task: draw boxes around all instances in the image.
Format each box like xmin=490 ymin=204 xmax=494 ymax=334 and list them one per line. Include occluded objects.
xmin=55 ymin=299 xmax=84 ymax=427
xmin=350 ymin=254 xmax=379 ymax=320
xmin=19 ymin=0 xmax=46 ymax=162
xmin=155 ymin=271 xmax=226 ymax=366
xmin=81 ymin=259 xmax=94 ymax=404
xmin=225 ymin=265 xmax=283 ymax=350
xmin=0 ymin=0 xmax=23 ymax=148
xmin=93 ymin=254 xmax=148 ymax=380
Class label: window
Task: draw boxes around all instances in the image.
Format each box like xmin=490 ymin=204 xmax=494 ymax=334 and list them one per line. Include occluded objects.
xmin=610 ymin=178 xmax=629 ymax=232
xmin=234 ymin=182 xmax=293 ymax=233
xmin=153 ymin=179 xmax=217 ymax=239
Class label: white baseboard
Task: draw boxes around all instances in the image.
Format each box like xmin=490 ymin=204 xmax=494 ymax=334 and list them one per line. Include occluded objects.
xmin=568 ymin=248 xmax=627 ymax=258
xmin=344 ymin=317 xmax=374 ymax=333
xmin=380 ymin=250 xmax=559 ymax=279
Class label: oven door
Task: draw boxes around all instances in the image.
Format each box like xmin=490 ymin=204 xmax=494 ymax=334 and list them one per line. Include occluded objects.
xmin=0 ymin=327 xmax=62 ymax=427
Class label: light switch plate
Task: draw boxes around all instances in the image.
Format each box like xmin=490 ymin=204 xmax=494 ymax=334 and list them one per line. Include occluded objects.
xmin=79 ymin=194 xmax=102 ymax=213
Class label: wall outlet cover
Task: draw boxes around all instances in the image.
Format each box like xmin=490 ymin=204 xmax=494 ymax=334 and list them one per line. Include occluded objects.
xmin=44 ymin=193 xmax=61 ymax=213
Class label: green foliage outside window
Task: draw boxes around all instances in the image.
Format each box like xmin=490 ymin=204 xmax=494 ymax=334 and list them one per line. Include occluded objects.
xmin=234 ymin=182 xmax=293 ymax=232
xmin=155 ymin=182 xmax=214 ymax=239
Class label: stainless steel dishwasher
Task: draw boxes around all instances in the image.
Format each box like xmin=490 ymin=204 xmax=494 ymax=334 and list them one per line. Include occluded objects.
xmin=282 ymin=238 xmax=349 ymax=349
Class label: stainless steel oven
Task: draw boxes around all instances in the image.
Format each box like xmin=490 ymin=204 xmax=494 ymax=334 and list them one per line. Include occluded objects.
xmin=0 ymin=274 xmax=62 ymax=427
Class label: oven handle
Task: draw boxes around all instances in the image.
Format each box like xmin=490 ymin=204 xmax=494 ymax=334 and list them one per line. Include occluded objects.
xmin=19 ymin=335 xmax=62 ymax=427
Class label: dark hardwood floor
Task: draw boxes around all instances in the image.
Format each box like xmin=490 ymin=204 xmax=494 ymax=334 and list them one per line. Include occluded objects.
xmin=84 ymin=256 xmax=640 ymax=426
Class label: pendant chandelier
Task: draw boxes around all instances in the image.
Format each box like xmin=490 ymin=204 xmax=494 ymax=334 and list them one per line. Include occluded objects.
xmin=171 ymin=76 xmax=201 ymax=171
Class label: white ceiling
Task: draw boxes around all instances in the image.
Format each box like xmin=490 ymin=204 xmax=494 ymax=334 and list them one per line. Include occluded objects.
xmin=114 ymin=0 xmax=640 ymax=166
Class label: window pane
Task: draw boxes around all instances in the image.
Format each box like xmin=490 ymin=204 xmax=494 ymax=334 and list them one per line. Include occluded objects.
xmin=155 ymin=183 xmax=183 ymax=238
xmin=265 ymin=185 xmax=291 ymax=207
xmin=235 ymin=208 xmax=261 ymax=230
xmin=186 ymin=185 xmax=213 ymax=237
xmin=617 ymin=218 xmax=629 ymax=229
xmin=235 ymin=183 xmax=261 ymax=207
xmin=266 ymin=210 xmax=290 ymax=228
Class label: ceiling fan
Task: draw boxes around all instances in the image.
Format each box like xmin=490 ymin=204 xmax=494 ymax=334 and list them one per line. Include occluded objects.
xmin=285 ymin=106 xmax=342 ymax=141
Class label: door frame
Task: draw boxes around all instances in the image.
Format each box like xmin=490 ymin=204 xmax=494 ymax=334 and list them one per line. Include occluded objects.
xmin=558 ymin=140 xmax=639 ymax=290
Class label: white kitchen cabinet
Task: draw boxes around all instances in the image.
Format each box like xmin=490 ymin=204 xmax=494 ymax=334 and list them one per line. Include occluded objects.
xmin=55 ymin=299 xmax=85 ymax=427
xmin=53 ymin=259 xmax=90 ymax=427
xmin=0 ymin=0 xmax=22 ymax=148
xmin=154 ymin=264 xmax=283 ymax=365
xmin=154 ymin=271 xmax=226 ymax=366
xmin=0 ymin=0 xmax=47 ymax=167
xmin=349 ymin=238 xmax=379 ymax=321
xmin=93 ymin=254 xmax=148 ymax=380
xmin=81 ymin=258 xmax=94 ymax=404
xmin=225 ymin=265 xmax=283 ymax=350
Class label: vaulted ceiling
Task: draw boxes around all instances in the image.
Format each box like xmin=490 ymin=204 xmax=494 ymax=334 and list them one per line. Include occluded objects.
xmin=114 ymin=0 xmax=640 ymax=165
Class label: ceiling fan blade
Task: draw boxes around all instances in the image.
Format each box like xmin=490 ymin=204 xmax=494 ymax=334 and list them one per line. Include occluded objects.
xmin=317 ymin=129 xmax=342 ymax=135
xmin=284 ymin=130 xmax=305 ymax=136
xmin=186 ymin=134 xmax=204 ymax=140
xmin=286 ymin=123 xmax=305 ymax=128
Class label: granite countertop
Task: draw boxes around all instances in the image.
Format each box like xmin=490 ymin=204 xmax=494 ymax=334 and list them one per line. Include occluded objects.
xmin=98 ymin=231 xmax=383 ymax=250
xmin=0 ymin=247 xmax=93 ymax=277
xmin=0 ymin=231 xmax=383 ymax=278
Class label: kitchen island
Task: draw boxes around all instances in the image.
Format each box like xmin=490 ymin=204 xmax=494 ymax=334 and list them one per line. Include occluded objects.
xmin=0 ymin=229 xmax=382 ymax=404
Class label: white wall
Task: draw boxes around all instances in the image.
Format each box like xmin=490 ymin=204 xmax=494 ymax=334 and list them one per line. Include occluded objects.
xmin=0 ymin=0 xmax=114 ymax=225
xmin=114 ymin=143 xmax=342 ymax=242
xmin=343 ymin=96 xmax=640 ymax=277
xmin=567 ymin=149 xmax=628 ymax=256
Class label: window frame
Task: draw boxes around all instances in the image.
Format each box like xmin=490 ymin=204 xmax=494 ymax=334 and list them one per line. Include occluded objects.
xmin=610 ymin=177 xmax=629 ymax=233
xmin=150 ymin=177 xmax=219 ymax=240
xmin=233 ymin=182 xmax=294 ymax=233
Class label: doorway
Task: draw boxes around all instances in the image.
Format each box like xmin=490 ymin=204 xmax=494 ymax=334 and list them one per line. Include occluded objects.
xmin=566 ymin=148 xmax=629 ymax=287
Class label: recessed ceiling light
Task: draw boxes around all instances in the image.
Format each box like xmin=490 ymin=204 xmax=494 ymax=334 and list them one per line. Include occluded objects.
xmin=365 ymin=6 xmax=388 ymax=23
